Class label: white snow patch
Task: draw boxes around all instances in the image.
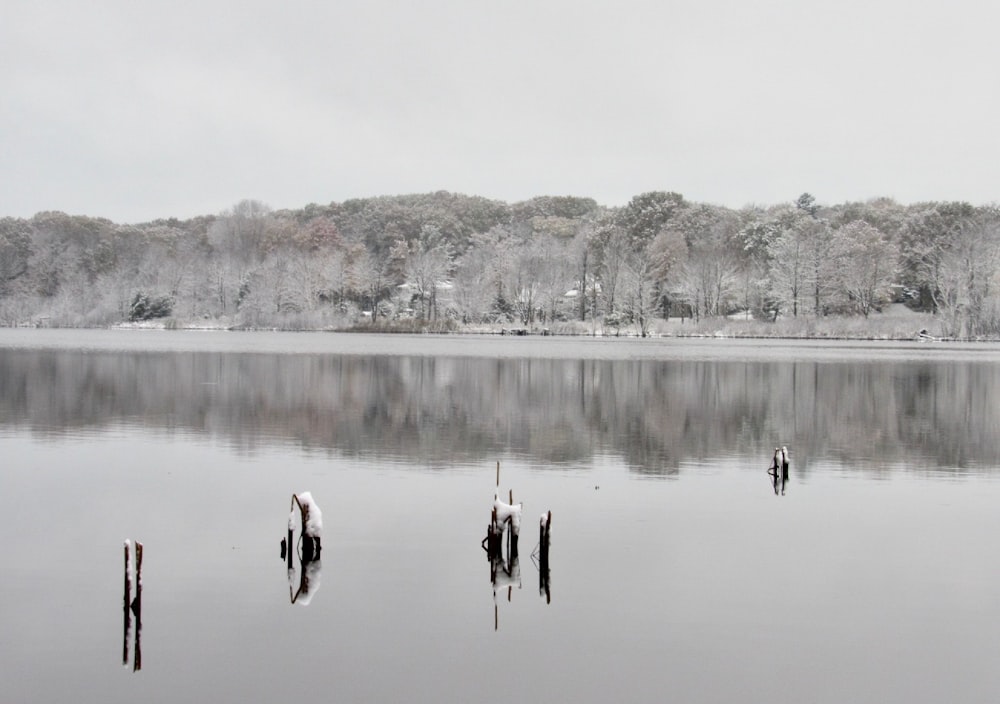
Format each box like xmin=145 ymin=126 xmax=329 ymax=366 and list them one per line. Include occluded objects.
xmin=295 ymin=491 xmax=323 ymax=537
xmin=124 ymin=539 xmax=133 ymax=575
xmin=492 ymin=561 xmax=521 ymax=593
xmin=493 ymin=495 xmax=522 ymax=536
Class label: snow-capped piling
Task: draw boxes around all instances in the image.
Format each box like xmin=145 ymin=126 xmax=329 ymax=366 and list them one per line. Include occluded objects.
xmin=122 ymin=539 xmax=143 ymax=672
xmin=290 ymin=491 xmax=323 ymax=561
xmin=482 ymin=463 xmax=554 ymax=628
xmin=494 ymin=494 xmax=523 ymax=538
xmin=489 ymin=492 xmax=523 ymax=559
xmin=767 ymin=446 xmax=789 ymax=476
xmin=483 ymin=462 xmax=526 ymax=560
xmin=123 ymin=540 xmax=132 ymax=608
xmin=133 ymin=542 xmax=143 ymax=672
xmin=280 ymin=492 xmax=324 ymax=604
xmin=133 ymin=542 xmax=143 ymax=611
xmin=123 ymin=541 xmax=132 ymax=667
xmin=767 ymin=446 xmax=790 ymax=495
xmin=539 ymin=510 xmax=552 ymax=546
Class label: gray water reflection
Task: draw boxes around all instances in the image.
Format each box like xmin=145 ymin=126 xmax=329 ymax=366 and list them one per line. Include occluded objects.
xmin=0 ymin=346 xmax=997 ymax=474
xmin=3 ymin=334 xmax=1000 ymax=704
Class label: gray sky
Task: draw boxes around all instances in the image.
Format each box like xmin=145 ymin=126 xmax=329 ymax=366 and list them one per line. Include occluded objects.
xmin=3 ymin=0 xmax=999 ymax=223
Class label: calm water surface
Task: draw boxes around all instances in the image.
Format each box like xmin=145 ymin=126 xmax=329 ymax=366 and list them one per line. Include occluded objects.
xmin=2 ymin=329 xmax=1000 ymax=703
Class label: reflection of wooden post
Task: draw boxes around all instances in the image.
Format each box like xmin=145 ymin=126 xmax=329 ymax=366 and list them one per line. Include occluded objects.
xmin=539 ymin=511 xmax=551 ymax=604
xmin=134 ymin=620 xmax=142 ymax=673
xmin=289 ymin=558 xmax=323 ymax=605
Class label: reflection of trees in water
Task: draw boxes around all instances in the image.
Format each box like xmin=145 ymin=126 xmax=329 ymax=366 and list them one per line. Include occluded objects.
xmin=0 ymin=349 xmax=998 ymax=474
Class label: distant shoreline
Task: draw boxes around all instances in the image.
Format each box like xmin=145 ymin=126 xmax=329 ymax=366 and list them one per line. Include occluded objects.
xmin=8 ymin=302 xmax=994 ymax=342
xmin=102 ymin=321 xmax=987 ymax=343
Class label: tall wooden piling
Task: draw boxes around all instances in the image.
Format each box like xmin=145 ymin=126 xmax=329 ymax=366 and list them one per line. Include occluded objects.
xmin=539 ymin=511 xmax=552 ymax=552
xmin=132 ymin=542 xmax=143 ymax=672
xmin=122 ymin=541 xmax=131 ymax=666
xmin=285 ymin=523 xmax=293 ymax=569
xmin=291 ymin=493 xmax=322 ymax=562
xmin=122 ymin=539 xmax=142 ymax=672
xmin=133 ymin=542 xmax=143 ymax=612
xmin=507 ymin=490 xmax=518 ymax=558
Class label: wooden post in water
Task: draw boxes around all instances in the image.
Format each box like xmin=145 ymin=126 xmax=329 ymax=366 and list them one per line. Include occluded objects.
xmin=485 ymin=464 xmax=530 ymax=631
xmin=486 ymin=483 xmax=522 ymax=562
xmin=506 ymin=491 xmax=511 ymax=559
xmin=132 ymin=542 xmax=143 ymax=672
xmin=122 ymin=541 xmax=131 ymax=666
xmin=509 ymin=490 xmax=518 ymax=559
xmin=539 ymin=511 xmax=552 ymax=553
xmin=133 ymin=543 xmax=143 ymax=613
xmin=292 ymin=493 xmax=322 ymax=562
xmin=122 ymin=539 xmax=142 ymax=672
xmin=284 ymin=526 xmax=293 ymax=570
xmin=490 ymin=506 xmax=499 ymax=558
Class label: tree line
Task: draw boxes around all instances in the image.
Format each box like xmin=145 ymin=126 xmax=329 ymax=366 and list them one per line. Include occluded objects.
xmin=0 ymin=191 xmax=998 ymax=336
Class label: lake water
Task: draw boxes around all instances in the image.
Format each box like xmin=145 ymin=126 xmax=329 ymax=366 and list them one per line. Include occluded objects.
xmin=2 ymin=329 xmax=1000 ymax=703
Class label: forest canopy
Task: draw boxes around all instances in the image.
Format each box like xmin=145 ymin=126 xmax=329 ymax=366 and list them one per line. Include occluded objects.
xmin=1 ymin=191 xmax=998 ymax=337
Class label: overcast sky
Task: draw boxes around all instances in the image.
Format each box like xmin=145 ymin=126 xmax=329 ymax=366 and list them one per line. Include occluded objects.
xmin=3 ymin=0 xmax=999 ymax=223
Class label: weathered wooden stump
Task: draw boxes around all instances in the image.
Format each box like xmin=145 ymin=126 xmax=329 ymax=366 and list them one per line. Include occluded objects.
xmin=768 ymin=447 xmax=789 ymax=495
xmin=122 ymin=541 xmax=131 ymax=667
xmin=483 ymin=462 xmax=529 ymax=629
xmin=290 ymin=491 xmax=323 ymax=562
xmin=122 ymin=539 xmax=143 ymax=672
xmin=282 ymin=492 xmax=324 ymax=605
xmin=488 ymin=492 xmax=522 ymax=561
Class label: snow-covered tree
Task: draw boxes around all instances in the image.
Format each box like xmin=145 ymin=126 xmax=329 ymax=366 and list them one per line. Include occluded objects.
xmin=830 ymin=221 xmax=899 ymax=317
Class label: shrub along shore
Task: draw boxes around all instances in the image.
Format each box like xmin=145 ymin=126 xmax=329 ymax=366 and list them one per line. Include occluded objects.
xmin=102 ymin=303 xmax=965 ymax=341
